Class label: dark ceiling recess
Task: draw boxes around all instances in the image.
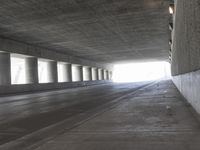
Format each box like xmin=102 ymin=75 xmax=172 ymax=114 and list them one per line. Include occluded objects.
xmin=0 ymin=0 xmax=170 ymax=63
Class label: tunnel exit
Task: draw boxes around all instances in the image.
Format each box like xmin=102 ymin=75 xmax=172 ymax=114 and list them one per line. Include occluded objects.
xmin=113 ymin=61 xmax=171 ymax=83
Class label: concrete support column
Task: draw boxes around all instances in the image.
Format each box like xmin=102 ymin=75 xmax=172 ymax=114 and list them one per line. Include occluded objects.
xmin=106 ymin=71 xmax=109 ymax=80
xmin=109 ymin=71 xmax=112 ymax=80
xmin=0 ymin=52 xmax=11 ymax=85
xmin=83 ymin=67 xmax=92 ymax=81
xmin=98 ymin=69 xmax=103 ymax=80
xmin=48 ymin=61 xmax=58 ymax=83
xmin=98 ymin=69 xmax=101 ymax=80
xmin=103 ymin=70 xmax=107 ymax=80
xmin=25 ymin=57 xmax=38 ymax=84
xmin=88 ymin=67 xmax=92 ymax=81
xmin=102 ymin=70 xmax=106 ymax=80
xmin=72 ymin=65 xmax=83 ymax=82
xmin=95 ymin=68 xmax=99 ymax=80
xmin=65 ymin=64 xmax=72 ymax=82
xmin=79 ymin=66 xmax=83 ymax=81
xmin=92 ymin=68 xmax=98 ymax=80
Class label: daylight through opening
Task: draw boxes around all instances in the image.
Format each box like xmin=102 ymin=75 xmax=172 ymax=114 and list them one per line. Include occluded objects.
xmin=113 ymin=61 xmax=171 ymax=83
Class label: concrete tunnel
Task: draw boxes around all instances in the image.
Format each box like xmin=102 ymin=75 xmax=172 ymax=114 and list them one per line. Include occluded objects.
xmin=0 ymin=0 xmax=199 ymax=149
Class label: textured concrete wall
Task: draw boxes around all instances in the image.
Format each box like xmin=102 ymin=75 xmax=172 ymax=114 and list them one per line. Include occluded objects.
xmin=173 ymin=71 xmax=200 ymax=114
xmin=171 ymin=0 xmax=200 ymax=75
xmin=172 ymin=0 xmax=200 ymax=114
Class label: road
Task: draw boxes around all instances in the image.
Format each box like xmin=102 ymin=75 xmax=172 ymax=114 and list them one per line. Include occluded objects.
xmin=1 ymin=80 xmax=200 ymax=150
xmin=0 ymin=81 xmax=152 ymax=149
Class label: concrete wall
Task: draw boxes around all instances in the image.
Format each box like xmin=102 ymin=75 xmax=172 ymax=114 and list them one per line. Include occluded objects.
xmin=0 ymin=54 xmax=111 ymax=95
xmin=173 ymin=71 xmax=200 ymax=113
xmin=0 ymin=37 xmax=112 ymax=71
xmin=172 ymin=0 xmax=200 ymax=113
xmin=0 ymin=80 xmax=111 ymax=95
xmin=171 ymin=0 xmax=200 ymax=75
xmin=0 ymin=37 xmax=113 ymax=94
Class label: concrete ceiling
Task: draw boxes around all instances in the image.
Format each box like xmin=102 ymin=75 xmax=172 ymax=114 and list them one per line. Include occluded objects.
xmin=0 ymin=0 xmax=170 ymax=64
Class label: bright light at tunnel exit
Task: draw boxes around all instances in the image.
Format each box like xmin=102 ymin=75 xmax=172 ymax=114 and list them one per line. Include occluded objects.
xmin=113 ymin=61 xmax=171 ymax=83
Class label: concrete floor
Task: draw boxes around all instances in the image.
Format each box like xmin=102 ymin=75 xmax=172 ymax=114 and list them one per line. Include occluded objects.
xmin=1 ymin=80 xmax=200 ymax=150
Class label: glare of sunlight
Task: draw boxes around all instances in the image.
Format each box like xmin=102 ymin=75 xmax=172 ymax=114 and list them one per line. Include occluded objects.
xmin=57 ymin=62 xmax=67 ymax=82
xmin=113 ymin=61 xmax=171 ymax=83
xmin=38 ymin=59 xmax=50 ymax=83
xmin=72 ymin=65 xmax=81 ymax=82
xmin=11 ymin=56 xmax=27 ymax=84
